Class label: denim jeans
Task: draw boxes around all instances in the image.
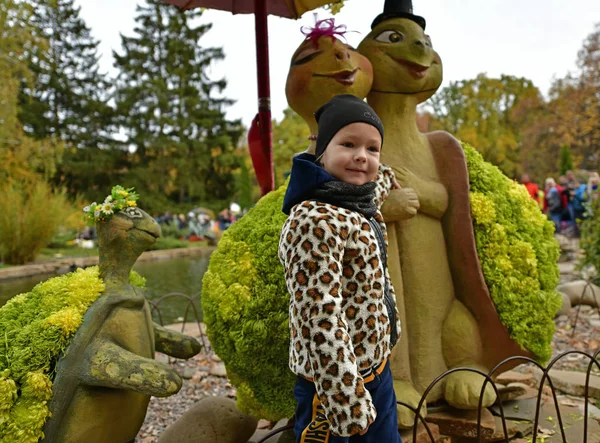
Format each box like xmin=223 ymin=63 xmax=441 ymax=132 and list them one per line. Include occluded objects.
xmin=293 ymin=361 xmax=402 ymax=443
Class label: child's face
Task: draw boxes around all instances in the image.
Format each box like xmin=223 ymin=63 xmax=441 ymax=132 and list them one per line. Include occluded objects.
xmin=320 ymin=122 xmax=381 ymax=186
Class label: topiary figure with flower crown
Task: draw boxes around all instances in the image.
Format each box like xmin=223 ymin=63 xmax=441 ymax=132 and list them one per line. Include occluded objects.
xmin=0 ymin=185 xmax=201 ymax=443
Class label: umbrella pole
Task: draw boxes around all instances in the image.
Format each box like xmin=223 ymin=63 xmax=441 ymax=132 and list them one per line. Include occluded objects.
xmin=254 ymin=0 xmax=274 ymax=194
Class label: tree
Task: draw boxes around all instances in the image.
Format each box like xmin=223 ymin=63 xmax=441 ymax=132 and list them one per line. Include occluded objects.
xmin=0 ymin=0 xmax=63 ymax=183
xmin=18 ymin=0 xmax=113 ymax=149
xmin=559 ymin=145 xmax=574 ymax=176
xmin=113 ymin=0 xmax=243 ymax=210
xmin=429 ymin=74 xmax=543 ymax=177
xmin=271 ymin=108 xmax=310 ymax=185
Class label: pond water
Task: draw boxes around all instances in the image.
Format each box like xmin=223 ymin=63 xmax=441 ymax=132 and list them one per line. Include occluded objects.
xmin=0 ymin=253 xmax=211 ymax=325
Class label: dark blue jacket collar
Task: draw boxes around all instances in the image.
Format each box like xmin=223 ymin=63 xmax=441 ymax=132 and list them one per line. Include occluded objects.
xmin=282 ymin=152 xmax=335 ymax=215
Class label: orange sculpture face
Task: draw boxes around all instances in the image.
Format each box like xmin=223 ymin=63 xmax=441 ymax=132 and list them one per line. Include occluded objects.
xmin=285 ymin=36 xmax=373 ymax=126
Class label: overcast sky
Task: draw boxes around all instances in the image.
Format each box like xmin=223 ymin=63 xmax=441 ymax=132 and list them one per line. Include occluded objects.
xmin=74 ymin=0 xmax=600 ymax=127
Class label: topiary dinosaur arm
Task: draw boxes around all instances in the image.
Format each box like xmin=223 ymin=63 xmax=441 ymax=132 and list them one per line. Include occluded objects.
xmin=80 ymin=339 xmax=182 ymax=397
xmin=153 ymin=322 xmax=202 ymax=359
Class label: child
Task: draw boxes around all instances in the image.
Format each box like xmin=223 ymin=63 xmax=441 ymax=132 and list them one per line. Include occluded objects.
xmin=279 ymin=94 xmax=412 ymax=442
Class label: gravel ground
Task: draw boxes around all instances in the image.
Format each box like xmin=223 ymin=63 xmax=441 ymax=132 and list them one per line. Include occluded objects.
xmin=135 ymin=347 xmax=237 ymax=443
xmin=551 ymin=305 xmax=600 ymax=372
xmin=136 ymin=271 xmax=600 ymax=442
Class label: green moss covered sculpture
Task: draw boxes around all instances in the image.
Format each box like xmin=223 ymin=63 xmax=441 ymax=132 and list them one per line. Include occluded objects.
xmin=0 ymin=186 xmax=201 ymax=443
xmin=202 ymin=146 xmax=560 ymax=420
xmin=464 ymin=143 xmax=561 ymax=362
xmin=0 ymin=267 xmax=143 ymax=442
xmin=202 ymin=185 xmax=295 ymax=420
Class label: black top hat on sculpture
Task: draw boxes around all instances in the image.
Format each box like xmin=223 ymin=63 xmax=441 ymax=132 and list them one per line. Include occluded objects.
xmin=371 ymin=0 xmax=426 ymax=30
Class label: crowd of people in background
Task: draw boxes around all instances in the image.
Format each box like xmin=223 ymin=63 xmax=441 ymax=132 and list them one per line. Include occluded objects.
xmin=521 ymin=171 xmax=599 ymax=236
xmin=153 ymin=205 xmax=249 ymax=240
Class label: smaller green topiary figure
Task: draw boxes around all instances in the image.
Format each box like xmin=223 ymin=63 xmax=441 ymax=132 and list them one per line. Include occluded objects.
xmin=0 ymin=186 xmax=202 ymax=443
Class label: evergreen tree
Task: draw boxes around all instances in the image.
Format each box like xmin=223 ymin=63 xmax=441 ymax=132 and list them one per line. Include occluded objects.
xmin=18 ymin=0 xmax=113 ymax=149
xmin=113 ymin=0 xmax=243 ymax=208
xmin=0 ymin=0 xmax=63 ymax=182
xmin=559 ymin=144 xmax=574 ymax=175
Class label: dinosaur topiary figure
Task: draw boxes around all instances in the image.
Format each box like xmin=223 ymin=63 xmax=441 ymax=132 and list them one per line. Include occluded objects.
xmin=0 ymin=186 xmax=201 ymax=443
xmin=204 ymin=6 xmax=560 ymax=430
xmin=357 ymin=0 xmax=560 ymax=427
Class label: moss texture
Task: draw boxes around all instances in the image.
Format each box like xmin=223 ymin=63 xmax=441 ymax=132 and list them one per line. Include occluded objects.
xmin=202 ymin=145 xmax=561 ymax=419
xmin=464 ymin=143 xmax=561 ymax=362
xmin=0 ymin=266 xmax=145 ymax=443
xmin=201 ymin=185 xmax=295 ymax=420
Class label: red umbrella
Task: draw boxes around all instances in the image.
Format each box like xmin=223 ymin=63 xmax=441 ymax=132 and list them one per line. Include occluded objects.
xmin=163 ymin=0 xmax=342 ymax=195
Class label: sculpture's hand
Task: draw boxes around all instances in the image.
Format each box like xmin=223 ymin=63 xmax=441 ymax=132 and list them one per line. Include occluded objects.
xmin=392 ymin=166 xmax=448 ymax=220
xmin=381 ymin=188 xmax=420 ymax=222
xmin=154 ymin=322 xmax=202 ymax=359
xmin=394 ymin=166 xmax=418 ymax=188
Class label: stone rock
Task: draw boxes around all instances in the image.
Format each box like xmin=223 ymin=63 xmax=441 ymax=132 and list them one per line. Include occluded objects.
xmin=495 ymin=370 xmax=534 ymax=385
xmin=539 ymin=402 xmax=600 ymax=442
xmin=181 ymin=367 xmax=196 ymax=380
xmin=489 ymin=417 xmax=519 ymax=442
xmin=425 ymin=408 xmax=496 ymax=439
xmin=578 ymin=401 xmax=600 ymax=420
xmin=497 ymin=383 xmax=529 ymax=403
xmin=556 ymin=292 xmax=572 ymax=316
xmin=399 ymin=422 xmax=440 ymax=443
xmin=548 ymin=369 xmax=600 ymax=398
xmin=558 ymin=260 xmax=576 ymax=274
xmin=490 ymin=398 xmax=540 ymax=422
xmin=556 ymin=280 xmax=600 ymax=307
xmin=157 ymin=396 xmax=257 ymax=443
xmin=210 ymin=361 xmax=228 ymax=377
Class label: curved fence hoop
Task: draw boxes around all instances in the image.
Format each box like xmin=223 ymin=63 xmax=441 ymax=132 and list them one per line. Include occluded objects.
xmin=571 ymin=276 xmax=600 ymax=337
xmin=411 ymin=367 xmax=507 ymax=443
xmin=147 ymin=291 xmax=211 ymax=357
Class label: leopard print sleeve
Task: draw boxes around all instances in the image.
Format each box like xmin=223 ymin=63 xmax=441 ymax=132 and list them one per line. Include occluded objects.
xmin=280 ymin=202 xmax=377 ymax=437
xmin=373 ymin=164 xmax=396 ymax=208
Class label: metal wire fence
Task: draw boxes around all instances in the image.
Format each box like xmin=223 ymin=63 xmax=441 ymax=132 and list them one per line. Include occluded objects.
xmin=146 ymin=293 xmax=599 ymax=443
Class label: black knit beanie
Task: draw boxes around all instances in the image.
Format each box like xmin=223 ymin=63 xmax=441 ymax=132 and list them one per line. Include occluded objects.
xmin=314 ymin=94 xmax=384 ymax=160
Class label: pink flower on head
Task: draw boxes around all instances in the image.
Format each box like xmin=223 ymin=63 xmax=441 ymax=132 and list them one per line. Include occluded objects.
xmin=301 ymin=18 xmax=348 ymax=47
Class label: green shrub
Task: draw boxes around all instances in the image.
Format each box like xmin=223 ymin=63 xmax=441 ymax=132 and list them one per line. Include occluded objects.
xmin=579 ymin=195 xmax=600 ymax=273
xmin=46 ymin=228 xmax=79 ymax=249
xmin=464 ymin=143 xmax=561 ymax=362
xmin=201 ymin=185 xmax=294 ymax=420
xmin=0 ymin=266 xmax=145 ymax=442
xmin=203 ymin=145 xmax=561 ymax=420
xmin=159 ymin=224 xmax=189 ymax=239
xmin=0 ymin=181 xmax=73 ymax=265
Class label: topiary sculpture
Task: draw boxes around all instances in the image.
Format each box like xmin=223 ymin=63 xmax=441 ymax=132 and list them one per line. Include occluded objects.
xmin=201 ymin=12 xmax=560 ymax=426
xmin=0 ymin=186 xmax=201 ymax=443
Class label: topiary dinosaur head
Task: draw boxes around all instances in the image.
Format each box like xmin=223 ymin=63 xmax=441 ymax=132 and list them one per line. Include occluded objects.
xmin=358 ymin=17 xmax=442 ymax=103
xmin=97 ymin=207 xmax=160 ymax=283
xmin=285 ymin=19 xmax=373 ymax=131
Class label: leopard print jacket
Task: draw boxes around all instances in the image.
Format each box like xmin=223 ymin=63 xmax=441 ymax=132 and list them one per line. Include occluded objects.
xmin=278 ymin=165 xmax=401 ymax=437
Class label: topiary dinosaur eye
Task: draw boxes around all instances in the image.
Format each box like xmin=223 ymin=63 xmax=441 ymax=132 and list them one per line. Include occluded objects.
xmin=122 ymin=207 xmax=143 ymax=219
xmin=375 ymin=30 xmax=404 ymax=44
